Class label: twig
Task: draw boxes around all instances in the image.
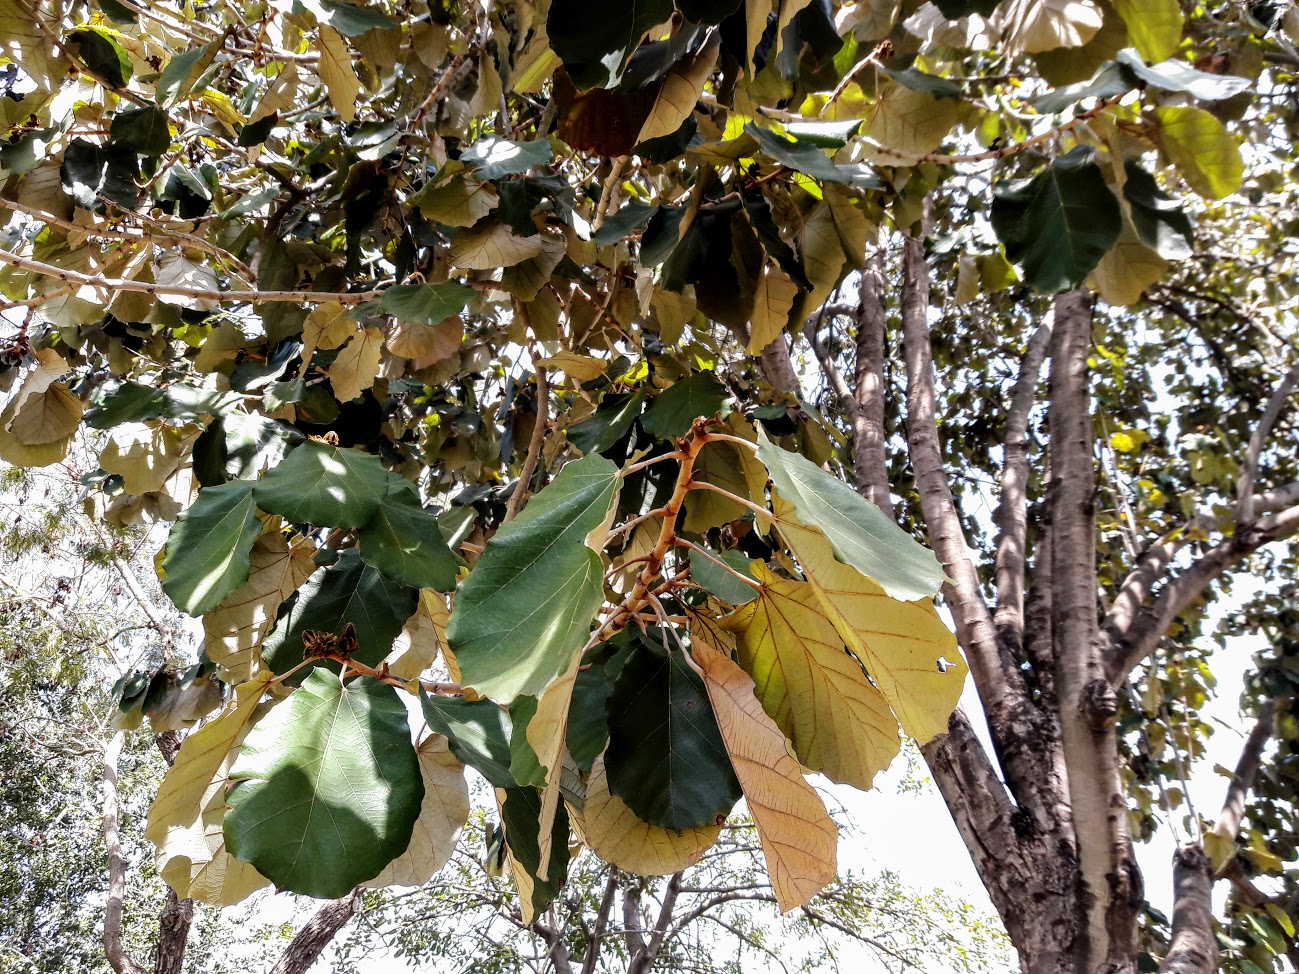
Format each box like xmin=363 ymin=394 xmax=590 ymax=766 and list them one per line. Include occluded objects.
xmin=504 ymin=337 xmax=550 ymax=522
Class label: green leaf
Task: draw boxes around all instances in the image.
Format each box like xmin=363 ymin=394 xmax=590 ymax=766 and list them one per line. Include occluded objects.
xmin=593 ymin=200 xmax=658 ymax=246
xmin=307 ymin=0 xmax=398 ymax=35
xmin=1115 ymin=48 xmax=1250 ymax=101
xmin=162 ymin=482 xmax=262 ymax=616
xmin=882 ymin=66 xmax=961 ymax=99
xmin=84 ymin=382 xmax=241 ymax=428
xmin=67 ymin=28 xmax=132 ymax=87
xmin=1031 ymin=61 xmax=1135 ymax=114
xmin=605 ymin=641 xmax=741 ymax=830
xmin=507 ymin=696 xmax=548 ymax=788
xmin=675 ymin=0 xmax=741 ymax=25
xmin=641 ymin=372 xmax=731 ymax=439
xmin=254 ymin=441 xmax=389 ymax=529
xmin=224 ymin=670 xmax=423 ymax=898
xmin=420 ymin=689 xmax=519 ymax=788
xmin=358 ymin=478 xmax=459 ymax=591
xmin=499 ymin=786 xmax=572 ymax=917
xmin=756 ymin=429 xmax=947 ymax=602
xmin=1153 ymin=105 xmax=1243 ymax=200
xmin=990 ymin=146 xmax=1122 ymax=292
xmin=566 ymin=662 xmax=612 ymax=773
xmin=547 ymin=0 xmax=674 ymax=90
xmin=566 ymin=391 xmax=645 ymax=454
xmin=446 ymin=454 xmax=621 ymax=703
xmin=157 ymin=44 xmax=216 ymax=105
xmin=461 ymin=136 xmax=553 ymax=180
xmin=110 ymin=107 xmax=172 ymax=156
xmin=1123 ymin=161 xmax=1194 ymax=260
xmin=745 ymin=123 xmax=881 ymax=188
xmin=689 ymin=548 xmax=758 ymax=605
xmin=262 ymin=549 xmax=418 ymax=677
xmin=60 ymin=138 xmax=137 ymax=211
xmin=374 ymin=282 xmax=475 ymax=325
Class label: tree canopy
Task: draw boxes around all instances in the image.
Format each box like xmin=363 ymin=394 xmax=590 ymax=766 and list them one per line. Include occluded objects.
xmin=2 ymin=0 xmax=1299 ymax=972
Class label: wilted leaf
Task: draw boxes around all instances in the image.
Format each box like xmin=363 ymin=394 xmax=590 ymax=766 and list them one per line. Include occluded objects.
xmin=691 ymin=635 xmax=837 ymax=913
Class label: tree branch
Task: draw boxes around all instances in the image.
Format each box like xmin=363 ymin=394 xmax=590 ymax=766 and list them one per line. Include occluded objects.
xmin=1159 ymin=846 xmax=1218 ymax=974
xmin=994 ymin=317 xmax=1053 ymax=657
xmin=102 ymin=732 xmax=148 ymax=974
xmin=1236 ymin=364 xmax=1299 ymax=525
xmin=1213 ymin=702 xmax=1274 ymax=849
xmin=581 ymin=868 xmax=621 ymax=974
xmin=1106 ymin=504 xmax=1299 ymax=683
xmin=268 ymin=888 xmax=364 ymax=974
xmin=853 ymin=249 xmax=895 ymax=516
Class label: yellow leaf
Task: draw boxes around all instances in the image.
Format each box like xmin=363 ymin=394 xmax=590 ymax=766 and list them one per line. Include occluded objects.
xmin=581 ymin=754 xmax=721 ymax=875
xmin=746 ymin=0 xmax=774 ymax=71
xmin=328 ymin=326 xmax=384 ymax=402
xmin=301 ymin=302 xmax=356 ymax=369
xmin=145 ymin=672 xmax=276 ymax=905
xmin=691 ymin=635 xmax=837 ymax=913
xmin=7 ymin=347 xmax=67 ymax=416
xmin=651 ymin=285 xmax=696 ymax=347
xmin=8 ymin=382 xmax=82 ymax=446
xmin=527 ymin=652 xmax=582 ymax=876
xmin=954 ymin=255 xmax=981 ymax=304
xmin=203 ymin=530 xmax=317 ymax=682
xmin=468 ymin=52 xmax=504 ymax=119
xmin=683 ymin=441 xmax=752 ymax=533
xmin=318 ymin=25 xmax=361 ymax=123
xmin=801 ymin=201 xmax=847 ymax=314
xmin=387 ymin=315 xmax=463 ymax=368
xmin=250 ymin=63 xmax=299 ymax=123
xmin=364 ymin=735 xmax=469 ymax=887
xmin=726 ymin=564 xmax=901 ymax=789
xmin=449 ymin=220 xmax=547 ymax=270
xmin=535 ymin=351 xmax=608 ymax=383
xmin=638 ymin=36 xmax=719 ymax=143
xmin=746 ymin=261 xmax=799 ymax=355
xmin=824 ymin=184 xmax=872 ymax=268
xmin=411 ymin=174 xmax=499 ymax=228
xmin=1088 ymin=225 xmax=1167 ymax=307
xmin=771 ymin=498 xmax=964 ymax=743
xmin=859 ymin=82 xmax=963 ymax=158
xmin=0 ymin=400 xmax=71 ymax=466
xmin=1154 ymin=105 xmax=1243 ymax=200
xmin=99 ymin=422 xmax=187 ymax=495
xmin=1111 ymin=0 xmax=1181 ymax=61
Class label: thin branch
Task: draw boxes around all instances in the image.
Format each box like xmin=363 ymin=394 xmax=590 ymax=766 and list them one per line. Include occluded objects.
xmin=993 ymin=317 xmax=1053 ymax=656
xmin=102 ymin=732 xmax=148 ymax=974
xmin=504 ymin=338 xmax=550 ymax=522
xmin=1236 ymin=364 xmax=1299 ymax=525
xmin=581 ymin=868 xmax=621 ymax=974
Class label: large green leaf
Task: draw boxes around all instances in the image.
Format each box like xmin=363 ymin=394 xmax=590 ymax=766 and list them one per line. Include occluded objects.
xmin=358 ymin=478 xmax=459 ymax=591
xmin=374 ymin=282 xmax=474 ymax=325
xmin=990 ymin=146 xmax=1122 ymax=293
xmin=461 ymin=136 xmax=554 ymax=180
xmin=604 ymin=640 xmax=741 ymax=830
xmin=1123 ymin=161 xmax=1194 ymax=260
xmin=746 ymin=124 xmax=881 ymax=189
xmin=547 ymin=0 xmax=674 ymax=90
xmin=499 ymin=786 xmax=572 ymax=919
xmin=420 ymin=690 xmax=519 ymax=788
xmin=109 ymin=106 xmax=171 ymax=156
xmin=262 ymin=549 xmax=417 ymax=678
xmin=446 ymin=454 xmax=621 ymax=703
xmin=507 ymin=696 xmax=548 ymax=788
xmin=161 ymin=482 xmax=262 ymax=616
xmin=224 ymin=670 xmax=423 ymax=898
xmin=755 ymin=430 xmax=946 ymax=602
xmin=566 ymin=661 xmax=613 ymax=773
xmin=84 ymin=382 xmax=241 ymax=429
xmin=254 ymin=441 xmax=389 ymax=529
xmin=641 ymin=372 xmax=731 ymax=439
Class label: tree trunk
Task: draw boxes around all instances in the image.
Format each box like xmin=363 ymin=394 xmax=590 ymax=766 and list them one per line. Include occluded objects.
xmin=268 ymin=888 xmax=364 ymax=974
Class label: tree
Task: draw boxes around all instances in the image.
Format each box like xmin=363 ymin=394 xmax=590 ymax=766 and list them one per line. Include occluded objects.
xmin=2 ymin=1 xmax=1298 ymax=973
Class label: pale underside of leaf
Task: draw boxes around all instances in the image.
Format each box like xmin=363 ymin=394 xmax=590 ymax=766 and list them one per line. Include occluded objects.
xmin=318 ymin=25 xmax=361 ymax=123
xmin=99 ymin=422 xmax=189 ymax=495
xmin=727 ymin=564 xmax=901 ymax=789
xmin=203 ymin=530 xmax=317 ymax=683
xmin=364 ymin=735 xmax=469 ymax=888
xmin=637 ymin=36 xmax=719 ymax=143
xmin=691 ymin=636 xmax=837 ymax=913
xmin=746 ymin=260 xmax=799 ymax=354
xmin=580 ymin=755 xmax=721 ymax=876
xmin=528 ymin=651 xmax=582 ymax=875
xmin=146 ymin=673 xmax=276 ymax=905
xmin=328 ymin=326 xmax=384 ymax=402
xmin=384 ymin=589 xmax=447 ymax=680
xmin=773 ymin=502 xmax=965 ymax=744
xmin=449 ymin=220 xmax=548 ymax=270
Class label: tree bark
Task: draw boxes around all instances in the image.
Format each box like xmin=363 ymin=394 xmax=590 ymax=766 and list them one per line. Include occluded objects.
xmin=1046 ymin=289 xmax=1140 ymax=974
xmin=853 ymin=248 xmax=895 ymax=515
xmin=102 ymin=732 xmax=148 ymax=974
xmin=1159 ymin=846 xmax=1218 ymax=974
xmin=268 ymin=888 xmax=364 ymax=974
xmin=153 ymin=892 xmax=193 ymax=974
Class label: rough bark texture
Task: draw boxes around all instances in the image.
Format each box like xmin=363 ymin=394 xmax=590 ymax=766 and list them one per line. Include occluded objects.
xmin=1046 ymin=289 xmax=1140 ymax=974
xmin=153 ymin=892 xmax=194 ymax=974
xmin=268 ymin=888 xmax=364 ymax=974
xmin=1159 ymin=846 xmax=1218 ymax=974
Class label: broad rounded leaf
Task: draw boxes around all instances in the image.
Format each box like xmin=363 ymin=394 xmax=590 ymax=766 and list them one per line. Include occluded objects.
xmin=990 ymin=146 xmax=1122 ymax=292
xmin=498 ymin=786 xmax=572 ymax=923
xmin=447 ymin=454 xmax=620 ymax=703
xmin=604 ymin=642 xmax=742 ymax=831
xmin=641 ymin=372 xmax=731 ymax=439
xmin=756 ymin=429 xmax=946 ymax=601
xmin=580 ymin=754 xmax=721 ymax=876
xmin=253 ymin=441 xmax=389 ymax=529
xmin=1154 ymin=105 xmax=1244 ymax=201
xmin=420 ymin=689 xmax=519 ymax=788
xmin=358 ymin=479 xmax=460 ymax=591
xmin=163 ymin=481 xmax=262 ymax=616
xmin=224 ymin=670 xmax=423 ymax=898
